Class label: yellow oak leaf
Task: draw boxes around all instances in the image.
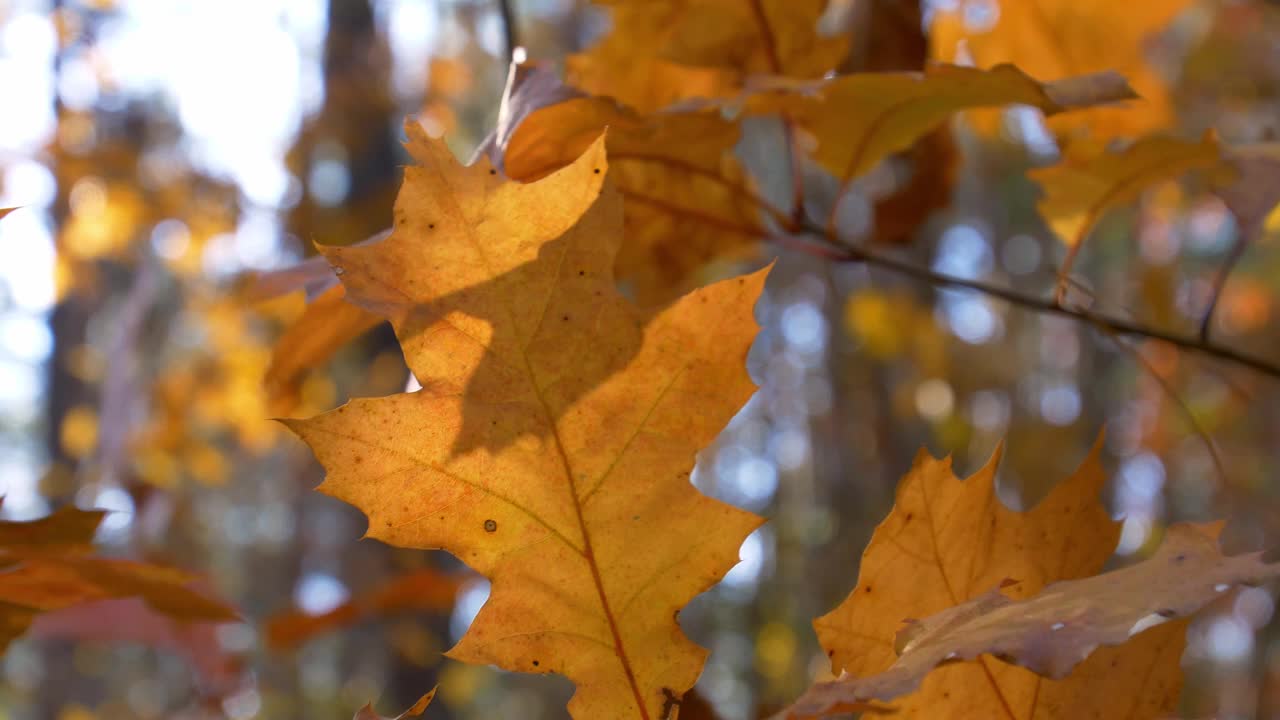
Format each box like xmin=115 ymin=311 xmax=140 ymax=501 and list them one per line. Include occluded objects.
xmin=746 ymin=64 xmax=1136 ymax=186
xmin=803 ymin=441 xmax=1186 ymax=719
xmin=503 ymin=96 xmax=765 ymax=306
xmin=930 ymin=0 xmax=1195 ymax=139
xmin=571 ymin=0 xmax=848 ymax=111
xmin=285 ymin=124 xmax=769 ymax=718
xmin=354 ymin=689 xmax=435 ymax=720
xmin=1032 ymin=134 xmax=1226 ymax=250
xmin=0 ymin=506 xmax=238 ymax=653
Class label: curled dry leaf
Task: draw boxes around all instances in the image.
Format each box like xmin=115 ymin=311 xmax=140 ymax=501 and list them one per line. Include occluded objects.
xmin=354 ymin=688 xmax=436 ymax=720
xmin=285 ymin=125 xmax=768 ymax=718
xmin=787 ymin=522 xmax=1277 ymax=718
xmin=745 ymin=64 xmax=1137 ymax=185
xmin=931 ymin=0 xmax=1196 ymax=139
xmin=792 ymin=440 xmax=1187 ymax=720
xmin=266 ymin=567 xmax=464 ymax=651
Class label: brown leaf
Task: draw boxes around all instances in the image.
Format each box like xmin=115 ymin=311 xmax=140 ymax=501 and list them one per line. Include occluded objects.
xmin=354 ymin=689 xmax=436 ymax=720
xmin=0 ymin=507 xmax=238 ymax=655
xmin=266 ymin=567 xmax=464 ymax=650
xmin=786 ymin=522 xmax=1272 ymax=717
xmin=0 ymin=208 xmax=16 ymax=220
xmin=286 ymin=126 xmax=769 ymax=717
xmin=792 ymin=440 xmax=1187 ymax=719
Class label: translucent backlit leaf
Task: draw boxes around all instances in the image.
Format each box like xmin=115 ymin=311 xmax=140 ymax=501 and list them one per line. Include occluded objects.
xmin=286 ymin=125 xmax=768 ymax=718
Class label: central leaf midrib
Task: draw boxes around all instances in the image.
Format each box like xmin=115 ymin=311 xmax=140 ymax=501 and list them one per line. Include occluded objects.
xmin=444 ymin=163 xmax=653 ymax=720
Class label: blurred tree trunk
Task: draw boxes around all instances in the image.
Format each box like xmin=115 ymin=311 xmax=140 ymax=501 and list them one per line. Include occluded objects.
xmin=287 ymin=0 xmax=401 ymax=250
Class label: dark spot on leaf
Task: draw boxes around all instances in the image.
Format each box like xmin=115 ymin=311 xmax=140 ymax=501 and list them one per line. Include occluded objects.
xmin=428 ymin=223 xmax=435 ymax=229
xmin=484 ymin=519 xmax=497 ymax=533
xmin=489 ymin=169 xmax=496 ymax=175
xmin=593 ymin=168 xmax=600 ymax=174
xmin=532 ymin=660 xmax=539 ymax=667
xmin=864 ymin=585 xmax=872 ymax=593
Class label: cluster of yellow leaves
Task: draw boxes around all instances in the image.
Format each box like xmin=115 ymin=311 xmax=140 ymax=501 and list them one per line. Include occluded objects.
xmin=277 ymin=126 xmax=1278 ymax=718
xmin=261 ymin=2 xmax=1280 ymax=718
xmin=0 ymin=503 xmax=236 ymax=652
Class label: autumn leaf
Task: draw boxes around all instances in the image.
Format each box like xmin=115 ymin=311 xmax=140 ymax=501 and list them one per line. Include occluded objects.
xmin=930 ymin=0 xmax=1195 ymax=139
xmin=285 ymin=125 xmax=769 ymax=718
xmin=1030 ymin=133 xmax=1227 ymax=298
xmin=266 ymin=283 xmax=383 ymax=415
xmin=745 ymin=64 xmax=1136 ymax=187
xmin=1033 ymin=134 xmax=1226 ymax=249
xmin=0 ymin=505 xmax=238 ymax=653
xmin=569 ymin=0 xmax=848 ymax=111
xmin=266 ymin=567 xmax=464 ymax=650
xmin=787 ymin=520 xmax=1278 ymax=718
xmin=801 ymin=441 xmax=1186 ymax=719
xmin=354 ymin=689 xmax=435 ymax=720
xmin=0 ymin=207 xmax=16 ymax=220
xmin=503 ymin=95 xmax=765 ymax=305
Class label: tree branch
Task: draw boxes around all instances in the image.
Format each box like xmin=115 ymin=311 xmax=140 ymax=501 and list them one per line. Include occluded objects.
xmin=783 ymin=220 xmax=1280 ymax=380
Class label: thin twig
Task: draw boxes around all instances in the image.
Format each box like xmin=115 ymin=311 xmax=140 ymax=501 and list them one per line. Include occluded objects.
xmin=788 ymin=219 xmax=1280 ymax=380
xmin=1199 ymin=231 xmax=1249 ymax=344
xmin=1109 ymin=335 xmax=1229 ymax=487
xmin=497 ymin=0 xmax=519 ymax=61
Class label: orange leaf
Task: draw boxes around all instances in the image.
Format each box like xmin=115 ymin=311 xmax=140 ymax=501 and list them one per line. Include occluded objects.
xmin=796 ymin=440 xmax=1187 ymax=719
xmin=0 ymin=207 xmax=17 ymax=220
xmin=503 ymin=95 xmax=764 ymax=305
xmin=0 ymin=507 xmax=237 ymax=654
xmin=354 ymin=688 xmax=436 ymax=720
xmin=570 ymin=0 xmax=848 ymax=111
xmin=747 ymin=64 xmax=1136 ymax=184
xmin=266 ymin=284 xmax=383 ymax=415
xmin=285 ymin=125 xmax=768 ymax=718
xmin=931 ymin=0 xmax=1196 ymax=139
xmin=266 ymin=567 xmax=464 ymax=650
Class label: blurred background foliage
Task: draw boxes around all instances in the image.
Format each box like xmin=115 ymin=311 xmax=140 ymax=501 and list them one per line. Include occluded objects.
xmin=1 ymin=0 xmax=1280 ymax=718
